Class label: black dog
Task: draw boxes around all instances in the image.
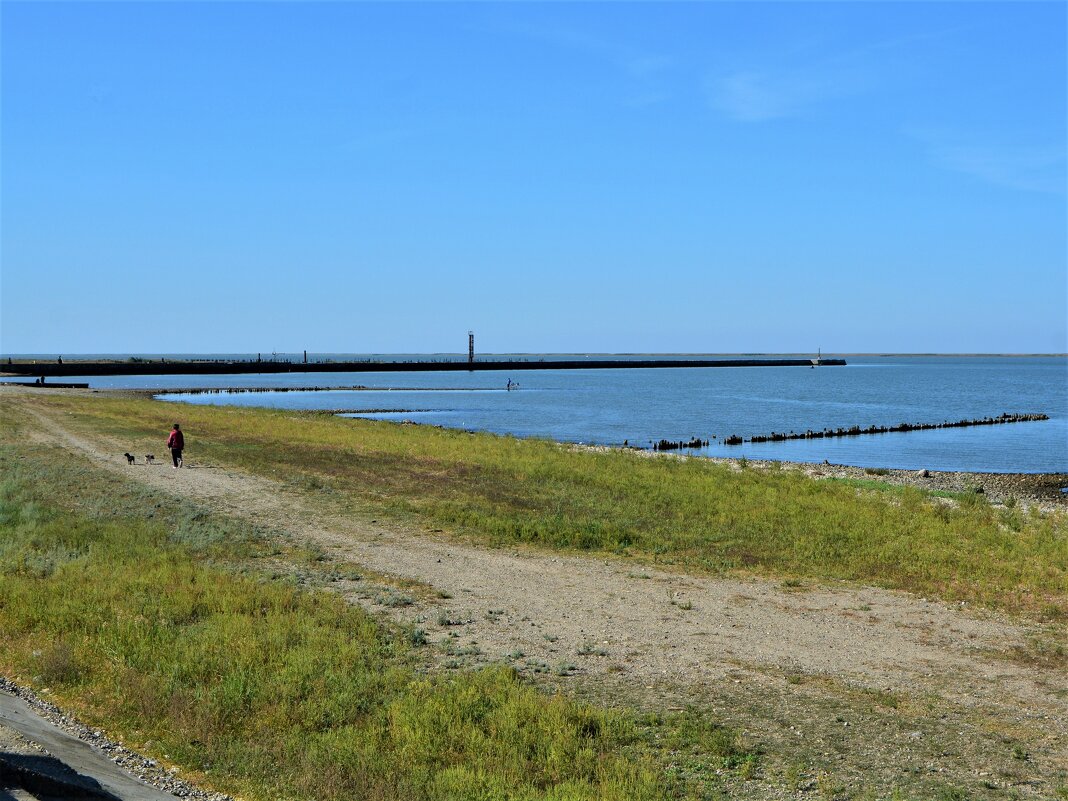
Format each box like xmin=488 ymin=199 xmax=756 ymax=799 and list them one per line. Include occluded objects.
xmin=123 ymin=453 xmax=135 ymax=464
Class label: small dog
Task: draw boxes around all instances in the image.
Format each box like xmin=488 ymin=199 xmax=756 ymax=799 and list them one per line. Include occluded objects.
xmin=123 ymin=453 xmax=135 ymax=464
xmin=145 ymin=454 xmax=156 ymax=464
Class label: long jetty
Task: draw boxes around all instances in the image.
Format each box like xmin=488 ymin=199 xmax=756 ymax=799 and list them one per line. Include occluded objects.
xmin=647 ymin=412 xmax=1049 ymax=452
xmin=2 ymin=357 xmax=845 ymax=378
xmin=722 ymin=413 xmax=1049 ymax=446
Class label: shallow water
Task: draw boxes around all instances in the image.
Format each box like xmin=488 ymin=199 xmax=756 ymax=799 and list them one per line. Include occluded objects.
xmin=9 ymin=355 xmax=1065 ymax=472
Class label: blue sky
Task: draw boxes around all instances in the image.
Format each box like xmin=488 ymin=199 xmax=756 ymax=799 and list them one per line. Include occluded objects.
xmin=2 ymin=1 xmax=1065 ymax=355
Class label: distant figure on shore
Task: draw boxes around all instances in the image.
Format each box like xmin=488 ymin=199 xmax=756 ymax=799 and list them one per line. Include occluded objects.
xmin=166 ymin=423 xmax=185 ymax=468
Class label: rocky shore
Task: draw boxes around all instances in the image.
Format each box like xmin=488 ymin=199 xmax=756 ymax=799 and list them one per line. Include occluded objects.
xmin=788 ymin=460 xmax=1068 ymax=510
xmin=588 ymin=445 xmax=1068 ymax=511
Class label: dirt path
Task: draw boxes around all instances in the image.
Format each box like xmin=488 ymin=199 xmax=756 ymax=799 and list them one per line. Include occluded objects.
xmin=16 ymin=398 xmax=1068 ymax=792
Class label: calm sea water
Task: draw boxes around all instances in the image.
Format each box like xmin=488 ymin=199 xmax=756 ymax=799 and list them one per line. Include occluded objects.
xmin=8 ymin=356 xmax=1066 ymax=473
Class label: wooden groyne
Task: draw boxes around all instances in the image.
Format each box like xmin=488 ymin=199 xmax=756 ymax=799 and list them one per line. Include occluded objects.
xmin=1 ymin=357 xmax=846 ymax=378
xmin=721 ymin=413 xmax=1049 ymax=446
xmin=653 ymin=437 xmax=710 ymax=451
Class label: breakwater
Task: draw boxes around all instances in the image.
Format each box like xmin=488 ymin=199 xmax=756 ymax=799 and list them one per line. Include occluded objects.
xmin=1 ymin=357 xmax=845 ymax=378
xmin=721 ymin=413 xmax=1048 ymax=446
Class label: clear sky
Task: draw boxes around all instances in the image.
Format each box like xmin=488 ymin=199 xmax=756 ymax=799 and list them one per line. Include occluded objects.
xmin=2 ymin=1 xmax=1065 ymax=355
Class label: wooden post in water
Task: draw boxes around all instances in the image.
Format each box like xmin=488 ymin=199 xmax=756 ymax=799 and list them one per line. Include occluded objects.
xmin=468 ymin=331 xmax=475 ymax=367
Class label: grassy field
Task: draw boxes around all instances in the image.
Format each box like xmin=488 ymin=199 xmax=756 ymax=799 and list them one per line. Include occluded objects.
xmin=24 ymin=392 xmax=1068 ymax=619
xmin=3 ymin=391 xmax=1066 ymax=799
xmin=0 ymin=406 xmax=772 ymax=801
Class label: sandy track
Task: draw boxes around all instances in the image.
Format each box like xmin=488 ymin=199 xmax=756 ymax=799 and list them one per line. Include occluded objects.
xmin=16 ymin=400 xmax=1067 ymax=772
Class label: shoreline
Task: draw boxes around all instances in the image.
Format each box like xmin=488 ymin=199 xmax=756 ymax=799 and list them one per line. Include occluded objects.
xmin=8 ymin=384 xmax=1067 ymax=504
xmin=138 ymin=388 xmax=1067 ymax=480
xmin=596 ymin=446 xmax=1068 ymax=510
xmin=139 ymin=386 xmax=1068 ymax=505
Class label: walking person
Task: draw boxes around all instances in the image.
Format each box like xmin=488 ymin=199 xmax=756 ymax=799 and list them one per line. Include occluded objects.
xmin=166 ymin=423 xmax=185 ymax=468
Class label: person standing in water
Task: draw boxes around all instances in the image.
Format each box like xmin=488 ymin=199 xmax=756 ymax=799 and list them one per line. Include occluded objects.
xmin=166 ymin=423 xmax=185 ymax=468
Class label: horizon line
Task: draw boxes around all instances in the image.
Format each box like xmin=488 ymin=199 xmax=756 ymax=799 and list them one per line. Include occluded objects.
xmin=2 ymin=352 xmax=1066 ymax=359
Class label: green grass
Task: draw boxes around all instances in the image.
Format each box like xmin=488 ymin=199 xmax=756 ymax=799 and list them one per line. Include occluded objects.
xmin=11 ymin=392 xmax=1066 ymax=618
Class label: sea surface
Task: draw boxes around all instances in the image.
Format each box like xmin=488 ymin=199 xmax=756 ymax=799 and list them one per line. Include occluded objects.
xmin=6 ymin=355 xmax=1066 ymax=473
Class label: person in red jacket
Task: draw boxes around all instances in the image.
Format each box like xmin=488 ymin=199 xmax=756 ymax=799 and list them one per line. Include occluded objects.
xmin=166 ymin=423 xmax=185 ymax=468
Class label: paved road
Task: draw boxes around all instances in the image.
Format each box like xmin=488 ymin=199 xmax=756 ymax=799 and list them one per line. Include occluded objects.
xmin=0 ymin=691 xmax=178 ymax=801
